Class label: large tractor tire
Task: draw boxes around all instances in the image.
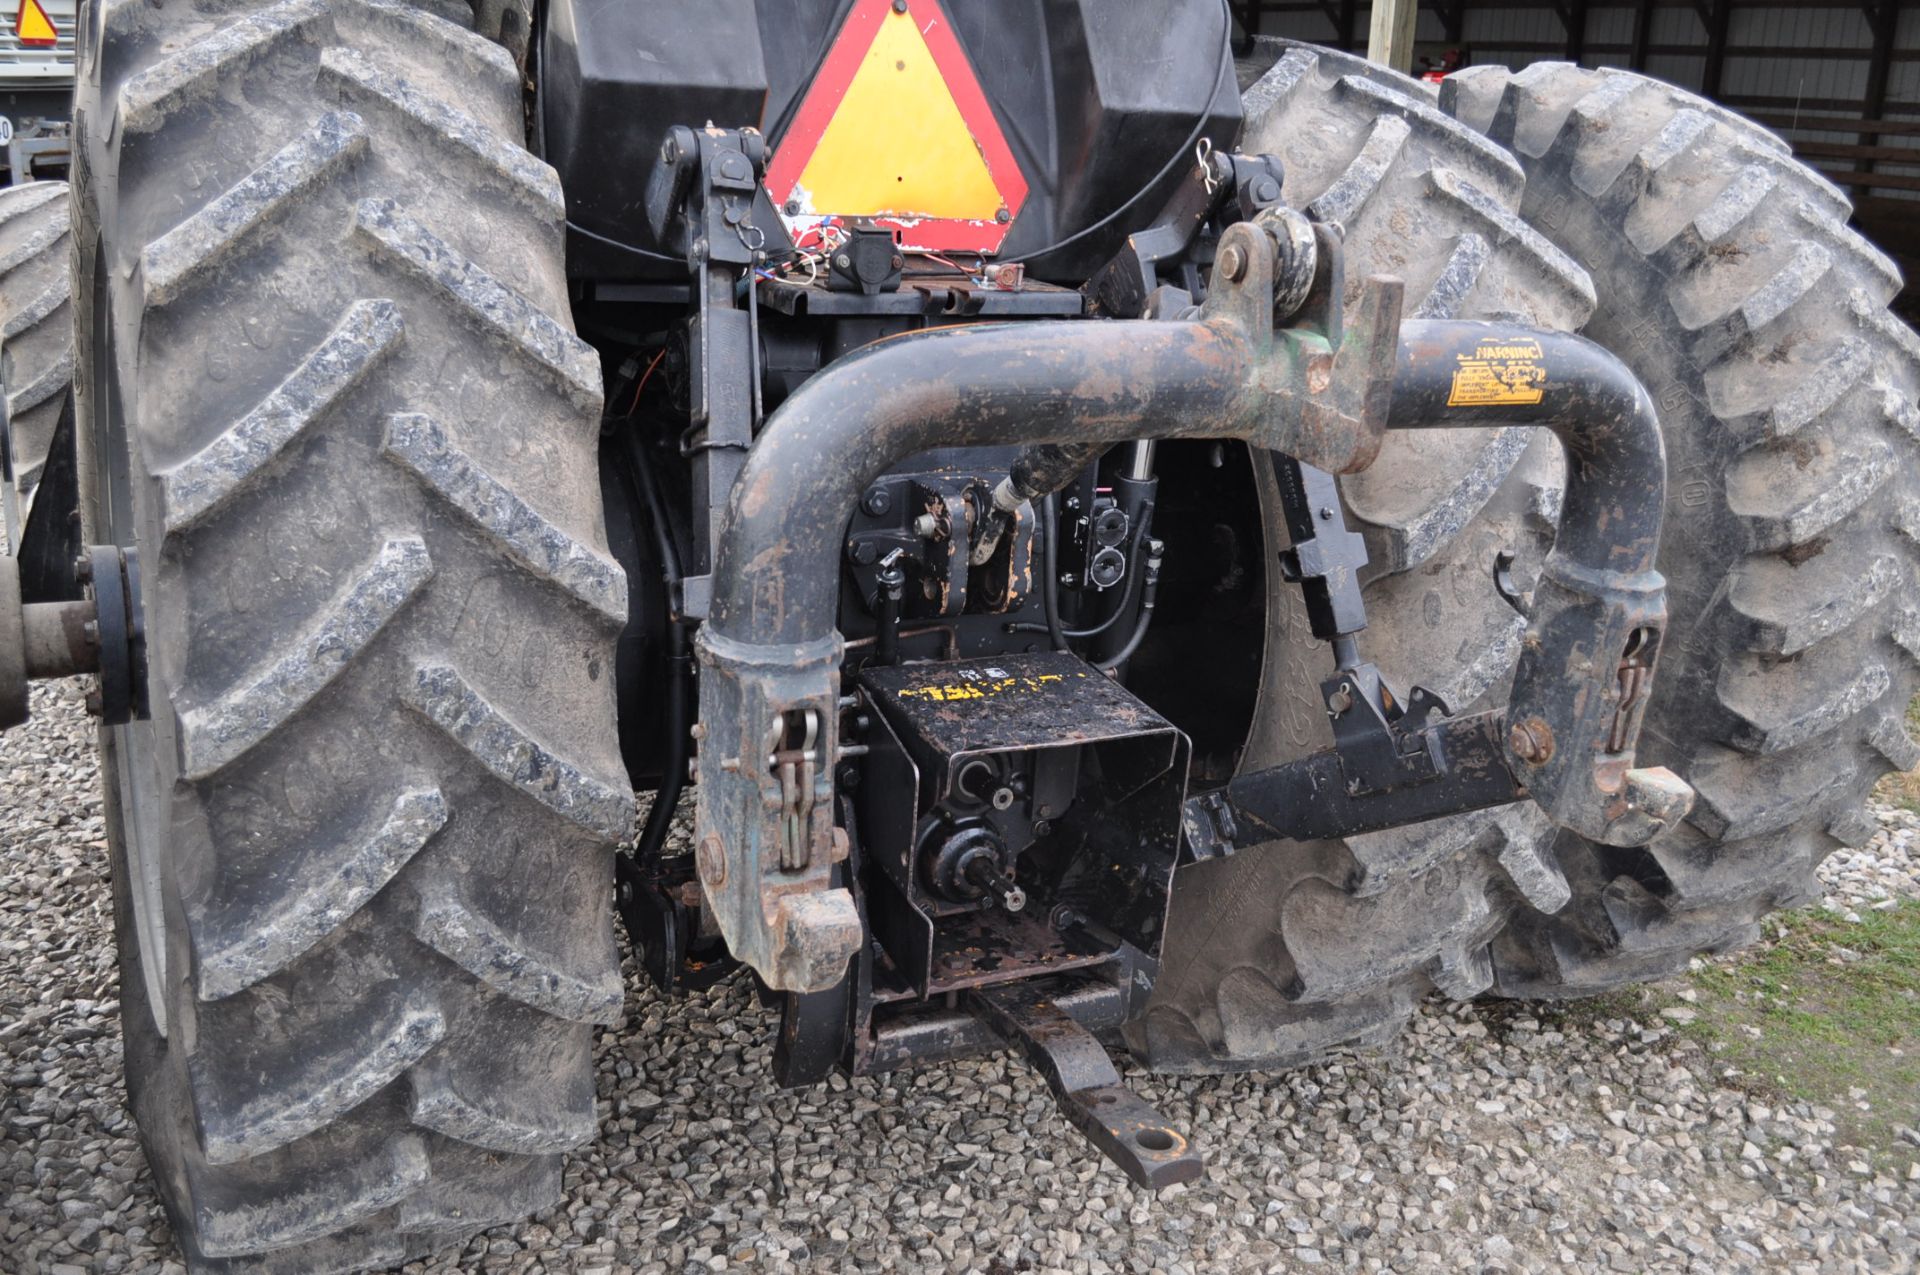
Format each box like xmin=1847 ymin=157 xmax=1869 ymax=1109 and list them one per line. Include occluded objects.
xmin=1144 ymin=44 xmax=1920 ymax=1077
xmin=1434 ymin=63 xmax=1920 ymax=995
xmin=0 ymin=178 xmax=74 ymax=536
xmin=1137 ymin=41 xmax=1598 ymax=1071
xmin=72 ymin=0 xmax=630 ymax=1268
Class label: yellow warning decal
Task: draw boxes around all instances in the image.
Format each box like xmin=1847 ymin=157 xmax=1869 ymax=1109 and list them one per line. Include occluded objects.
xmin=897 ymin=669 xmax=1078 ymax=703
xmin=1447 ymin=337 xmax=1548 ymax=407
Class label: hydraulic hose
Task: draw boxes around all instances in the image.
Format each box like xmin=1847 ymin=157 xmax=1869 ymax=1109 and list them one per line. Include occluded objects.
xmin=707 ymin=318 xmax=1284 ymax=647
xmin=625 ymin=430 xmax=691 ymax=868
xmin=1008 ymin=498 xmax=1156 ymax=641
xmin=1038 ymin=494 xmax=1071 ymax=653
xmin=1096 ymin=538 xmax=1164 ymax=675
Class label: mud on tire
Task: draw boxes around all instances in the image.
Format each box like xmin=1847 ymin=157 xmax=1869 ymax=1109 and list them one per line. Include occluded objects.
xmin=1135 ymin=40 xmax=1598 ymax=1073
xmin=72 ymin=0 xmax=629 ymax=1267
xmin=1438 ymin=62 xmax=1920 ymax=996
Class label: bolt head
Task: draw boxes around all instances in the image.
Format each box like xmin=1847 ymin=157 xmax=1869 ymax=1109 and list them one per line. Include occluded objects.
xmin=849 ymin=540 xmax=879 ymax=566
xmin=862 ymin=487 xmax=893 ymax=516
xmin=995 ymin=207 xmax=1011 ymax=224
xmin=892 ymin=0 xmax=908 ymax=11
xmin=1508 ymin=718 xmax=1553 ymax=765
xmin=1218 ymin=241 xmax=1248 ymax=283
xmin=784 ymin=198 xmax=802 ymax=216
xmin=835 ymin=253 xmax=852 ymax=269
xmin=697 ymin=834 xmax=728 ymax=887
xmin=71 ymin=554 xmax=91 ymax=584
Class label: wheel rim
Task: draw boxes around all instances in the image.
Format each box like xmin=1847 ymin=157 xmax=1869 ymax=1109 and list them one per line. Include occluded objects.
xmin=89 ymin=249 xmax=168 ymax=1037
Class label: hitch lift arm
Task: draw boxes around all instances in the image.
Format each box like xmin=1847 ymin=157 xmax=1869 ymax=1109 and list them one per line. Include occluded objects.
xmin=1387 ymin=321 xmax=1687 ymax=846
xmin=1193 ymin=320 xmax=1692 ymax=858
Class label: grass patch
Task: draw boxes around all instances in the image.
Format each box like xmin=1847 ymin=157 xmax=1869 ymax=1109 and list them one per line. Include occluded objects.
xmin=1675 ymin=900 xmax=1920 ymax=1165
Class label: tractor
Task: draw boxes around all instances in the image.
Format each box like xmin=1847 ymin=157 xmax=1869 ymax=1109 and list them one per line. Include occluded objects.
xmin=0 ymin=1 xmax=1910 ymax=1269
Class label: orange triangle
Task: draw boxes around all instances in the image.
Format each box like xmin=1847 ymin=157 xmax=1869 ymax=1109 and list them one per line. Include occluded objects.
xmin=15 ymin=0 xmax=55 ymax=46
xmin=793 ymin=13 xmax=1002 ymax=222
xmin=765 ymin=0 xmax=1027 ymax=254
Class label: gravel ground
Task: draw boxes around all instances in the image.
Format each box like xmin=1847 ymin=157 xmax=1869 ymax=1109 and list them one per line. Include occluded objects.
xmin=5 ymin=681 xmax=1920 ymax=1274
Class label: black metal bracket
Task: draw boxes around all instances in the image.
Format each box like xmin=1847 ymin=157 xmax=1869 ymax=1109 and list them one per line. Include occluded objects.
xmin=969 ymin=980 xmax=1203 ymax=1191
xmin=614 ymin=853 xmax=739 ymax=998
xmin=644 ymin=125 xmax=795 ymax=582
xmin=1083 ymin=148 xmax=1286 ymax=318
xmin=0 ymin=543 xmax=147 ymax=733
xmin=1185 ymin=709 xmax=1526 ymax=857
xmin=14 ymin=392 xmax=82 ymax=604
xmin=1274 ymin=457 xmax=1369 ymax=648
xmin=1181 ymin=405 xmax=1532 ymax=855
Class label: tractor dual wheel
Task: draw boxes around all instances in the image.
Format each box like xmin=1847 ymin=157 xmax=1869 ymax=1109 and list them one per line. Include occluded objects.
xmin=0 ymin=177 xmax=74 ymax=541
xmin=73 ymin=0 xmax=629 ymax=1267
xmin=1441 ymin=62 xmax=1920 ymax=996
xmin=1139 ymin=44 xmax=1920 ymax=1073
xmin=1139 ymin=39 xmax=1597 ymax=1072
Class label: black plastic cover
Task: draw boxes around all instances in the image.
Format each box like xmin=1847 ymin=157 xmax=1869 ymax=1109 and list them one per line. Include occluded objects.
xmin=540 ymin=0 xmax=1241 ymax=283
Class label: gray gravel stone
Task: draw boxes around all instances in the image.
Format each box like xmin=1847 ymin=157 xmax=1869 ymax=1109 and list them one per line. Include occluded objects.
xmin=4 ymin=681 xmax=1920 ymax=1272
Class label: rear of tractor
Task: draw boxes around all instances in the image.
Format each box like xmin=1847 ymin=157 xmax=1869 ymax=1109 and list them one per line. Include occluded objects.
xmin=0 ymin=1 xmax=1910 ymax=1269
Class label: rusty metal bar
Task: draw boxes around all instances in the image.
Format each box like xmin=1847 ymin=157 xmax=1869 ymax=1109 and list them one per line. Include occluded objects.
xmin=706 ymin=319 xmax=1244 ymax=645
xmin=21 ymin=600 xmax=97 ymax=679
xmin=970 ymin=980 xmax=1204 ymax=1191
xmin=1388 ymin=321 xmax=1664 ymax=578
xmin=696 ymin=222 xmax=1686 ymax=994
xmin=0 ymin=555 xmax=110 ymax=731
xmin=1386 ymin=320 xmax=1688 ymax=845
xmin=709 ymin=319 xmax=1379 ymax=646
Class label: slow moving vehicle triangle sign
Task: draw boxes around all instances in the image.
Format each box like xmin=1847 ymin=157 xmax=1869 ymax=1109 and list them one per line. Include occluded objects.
xmin=14 ymin=0 xmax=54 ymax=47
xmin=765 ymin=0 xmax=1028 ymax=255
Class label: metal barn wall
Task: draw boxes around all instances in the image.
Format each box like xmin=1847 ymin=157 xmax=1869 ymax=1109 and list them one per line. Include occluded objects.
xmin=1240 ymin=1 xmax=1920 ymax=204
